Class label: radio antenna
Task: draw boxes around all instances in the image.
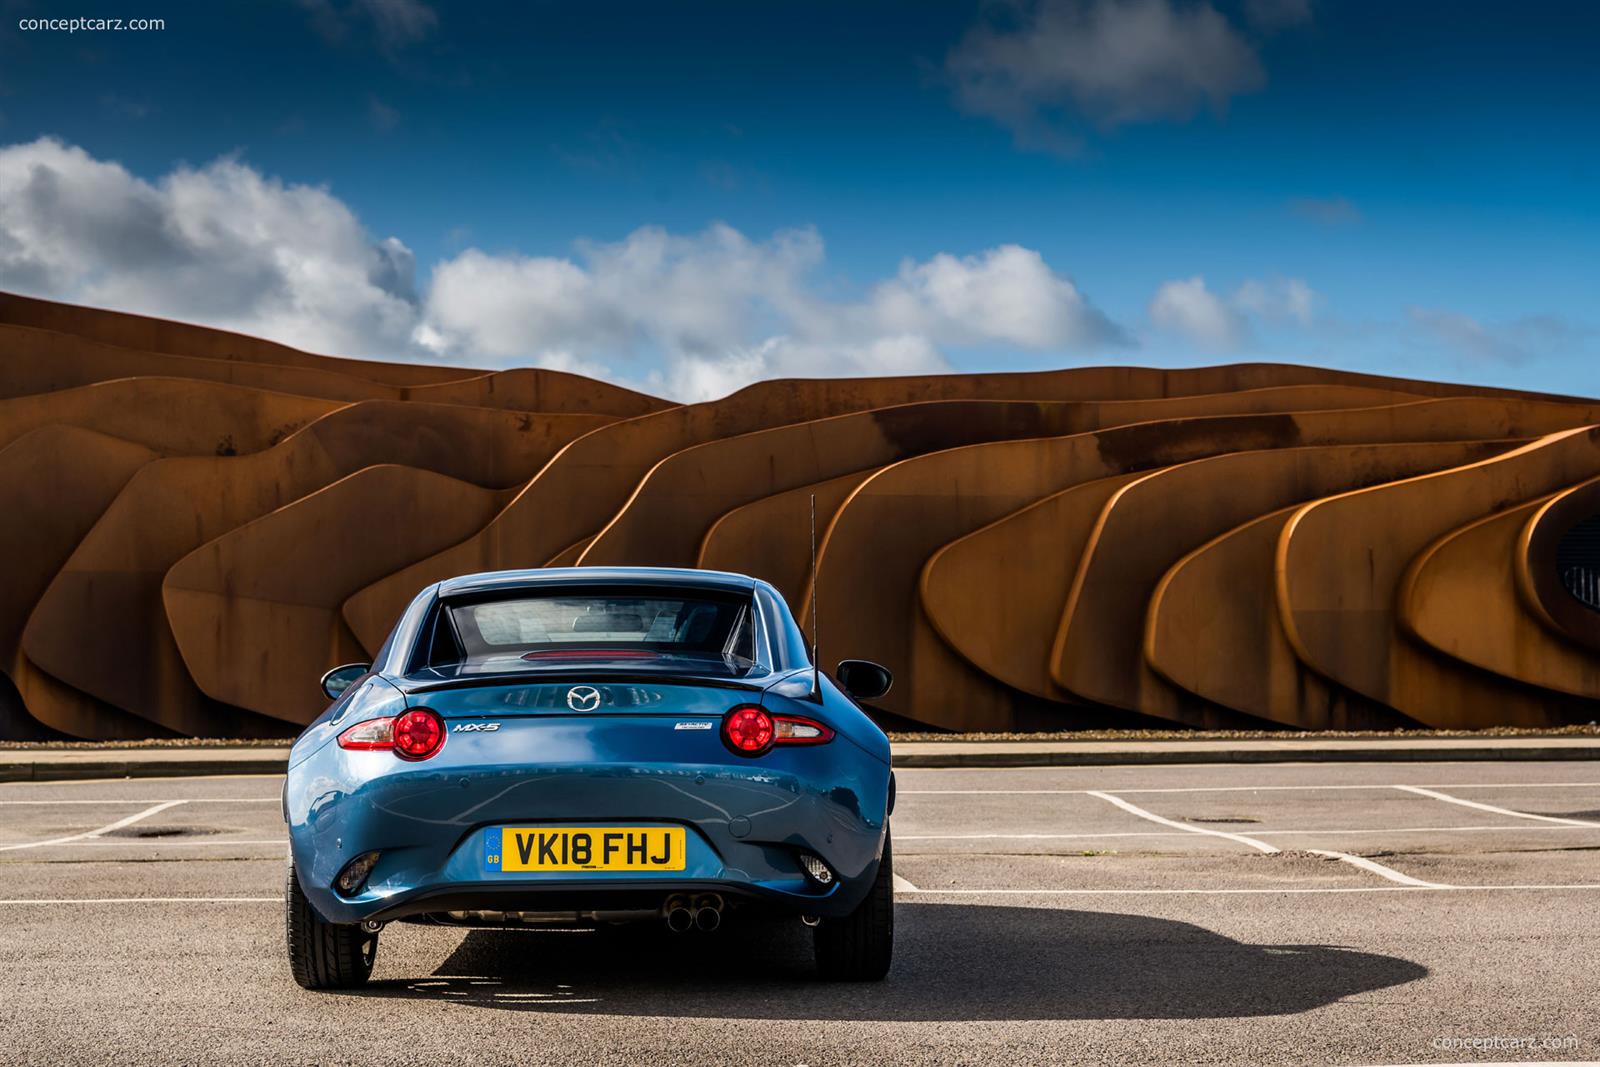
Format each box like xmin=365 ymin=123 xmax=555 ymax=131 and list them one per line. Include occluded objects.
xmin=809 ymin=493 xmax=821 ymax=701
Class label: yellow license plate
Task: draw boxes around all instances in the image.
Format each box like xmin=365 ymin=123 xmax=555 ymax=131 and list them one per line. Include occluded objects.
xmin=487 ymin=827 xmax=686 ymax=872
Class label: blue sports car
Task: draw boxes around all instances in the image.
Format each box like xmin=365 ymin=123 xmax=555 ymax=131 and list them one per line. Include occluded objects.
xmin=283 ymin=567 xmax=896 ymax=987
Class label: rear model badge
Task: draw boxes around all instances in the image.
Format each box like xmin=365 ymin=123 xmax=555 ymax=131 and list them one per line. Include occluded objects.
xmin=674 ymin=720 xmax=715 ymax=731
xmin=453 ymin=722 xmax=500 ymax=732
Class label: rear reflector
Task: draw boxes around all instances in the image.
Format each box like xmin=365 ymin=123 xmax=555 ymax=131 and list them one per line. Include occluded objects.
xmin=335 ymin=851 xmax=381 ymax=895
xmin=799 ymin=853 xmax=834 ymax=885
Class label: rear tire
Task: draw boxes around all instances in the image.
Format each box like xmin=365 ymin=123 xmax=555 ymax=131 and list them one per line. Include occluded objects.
xmin=813 ymin=829 xmax=894 ymax=981
xmin=285 ymin=862 xmax=377 ymax=990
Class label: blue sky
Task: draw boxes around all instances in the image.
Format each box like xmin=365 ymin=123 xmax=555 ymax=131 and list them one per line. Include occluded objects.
xmin=0 ymin=0 xmax=1596 ymax=398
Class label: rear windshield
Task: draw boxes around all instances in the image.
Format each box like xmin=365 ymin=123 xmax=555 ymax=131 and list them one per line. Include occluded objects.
xmin=419 ymin=588 xmax=758 ymax=673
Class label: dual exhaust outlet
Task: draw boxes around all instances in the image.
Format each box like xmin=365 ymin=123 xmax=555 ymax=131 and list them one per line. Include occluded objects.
xmin=664 ymin=893 xmax=722 ymax=933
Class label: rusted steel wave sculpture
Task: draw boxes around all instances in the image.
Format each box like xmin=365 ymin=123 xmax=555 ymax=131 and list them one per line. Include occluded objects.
xmin=4 ymin=290 xmax=1600 ymax=738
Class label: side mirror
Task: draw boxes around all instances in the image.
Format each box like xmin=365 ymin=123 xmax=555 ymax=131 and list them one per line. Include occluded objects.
xmin=835 ymin=659 xmax=893 ymax=701
xmin=320 ymin=663 xmax=370 ymax=701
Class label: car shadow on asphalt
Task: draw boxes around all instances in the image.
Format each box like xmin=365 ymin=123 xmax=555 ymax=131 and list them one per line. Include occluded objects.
xmin=345 ymin=902 xmax=1427 ymax=1020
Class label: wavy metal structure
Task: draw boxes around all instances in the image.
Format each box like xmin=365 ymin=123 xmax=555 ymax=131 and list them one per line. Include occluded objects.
xmin=5 ymin=291 xmax=1600 ymax=737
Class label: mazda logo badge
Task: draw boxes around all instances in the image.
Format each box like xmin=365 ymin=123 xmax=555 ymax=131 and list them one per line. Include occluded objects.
xmin=566 ymin=685 xmax=602 ymax=712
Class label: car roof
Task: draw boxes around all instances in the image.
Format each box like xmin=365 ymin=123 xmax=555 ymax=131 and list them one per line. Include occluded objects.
xmin=437 ymin=567 xmax=759 ymax=597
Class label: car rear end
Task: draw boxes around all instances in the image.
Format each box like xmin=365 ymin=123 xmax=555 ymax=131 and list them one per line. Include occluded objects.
xmin=284 ymin=572 xmax=891 ymax=935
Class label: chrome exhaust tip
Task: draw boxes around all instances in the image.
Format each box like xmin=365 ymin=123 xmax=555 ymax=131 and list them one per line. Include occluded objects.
xmin=693 ymin=906 xmax=721 ymax=932
xmin=665 ymin=906 xmax=695 ymax=933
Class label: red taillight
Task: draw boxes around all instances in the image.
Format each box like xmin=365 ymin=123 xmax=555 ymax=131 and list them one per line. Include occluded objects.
xmin=336 ymin=709 xmax=446 ymax=761
xmin=723 ymin=706 xmax=774 ymax=755
xmin=722 ymin=705 xmax=834 ymax=756
xmin=392 ymin=708 xmax=446 ymax=761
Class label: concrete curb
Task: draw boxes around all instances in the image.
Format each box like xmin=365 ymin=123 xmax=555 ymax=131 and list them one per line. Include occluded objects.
xmin=3 ymin=737 xmax=1600 ymax=781
xmin=0 ymin=750 xmax=290 ymax=783
xmin=890 ymin=736 xmax=1600 ymax=768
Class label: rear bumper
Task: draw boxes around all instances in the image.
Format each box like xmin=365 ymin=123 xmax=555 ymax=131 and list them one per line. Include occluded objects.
xmin=284 ymin=725 xmax=889 ymax=925
xmin=351 ymin=875 xmax=851 ymax=925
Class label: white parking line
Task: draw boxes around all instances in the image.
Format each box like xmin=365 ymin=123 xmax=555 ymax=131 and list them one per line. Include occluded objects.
xmin=902 ymin=782 xmax=1600 ymax=795
xmin=1392 ymin=785 xmax=1600 ymax=826
xmin=900 ymin=824 xmax=1600 ymax=841
xmin=1086 ymin=790 xmax=1451 ymax=889
xmin=891 ymin=873 xmax=919 ymax=893
xmin=0 ymin=801 xmax=186 ymax=852
xmin=1086 ymin=791 xmax=1277 ymax=852
xmin=0 ymin=897 xmax=283 ymax=905
xmin=0 ymin=798 xmax=278 ymax=805
xmin=894 ymin=883 xmax=1600 ymax=896
xmin=44 ymin=838 xmax=286 ymax=847
xmin=6 ymin=883 xmax=1600 ymax=905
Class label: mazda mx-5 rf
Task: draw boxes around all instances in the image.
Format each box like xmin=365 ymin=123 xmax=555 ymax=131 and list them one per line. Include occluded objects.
xmin=283 ymin=567 xmax=896 ymax=988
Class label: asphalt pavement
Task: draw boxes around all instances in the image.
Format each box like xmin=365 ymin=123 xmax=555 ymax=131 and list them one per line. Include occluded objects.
xmin=3 ymin=761 xmax=1598 ymax=1065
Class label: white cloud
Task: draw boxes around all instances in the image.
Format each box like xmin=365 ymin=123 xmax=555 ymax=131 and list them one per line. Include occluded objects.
xmin=0 ymin=137 xmax=418 ymax=357
xmin=874 ymin=244 xmax=1122 ymax=349
xmin=1407 ymin=308 xmax=1591 ymax=367
xmin=415 ymin=224 xmax=1126 ymax=400
xmin=300 ymin=0 xmax=437 ymax=52
xmin=1235 ymin=276 xmax=1315 ymax=325
xmin=1289 ymin=195 xmax=1361 ymax=226
xmin=1149 ymin=275 xmax=1247 ymax=349
xmin=948 ymin=0 xmax=1273 ymax=150
xmin=0 ymin=138 xmax=1127 ymax=402
xmin=1150 ymin=274 xmax=1319 ymax=350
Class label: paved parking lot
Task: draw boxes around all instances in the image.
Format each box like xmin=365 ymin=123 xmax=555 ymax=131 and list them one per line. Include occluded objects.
xmin=2 ymin=761 xmax=1598 ymax=1065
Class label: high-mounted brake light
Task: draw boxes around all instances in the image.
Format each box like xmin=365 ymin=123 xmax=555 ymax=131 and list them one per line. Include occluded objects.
xmin=336 ymin=708 xmax=447 ymax=761
xmin=721 ymin=705 xmax=834 ymax=756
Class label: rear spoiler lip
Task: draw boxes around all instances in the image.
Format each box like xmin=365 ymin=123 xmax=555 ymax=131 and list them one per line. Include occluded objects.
xmin=392 ymin=669 xmax=771 ymax=697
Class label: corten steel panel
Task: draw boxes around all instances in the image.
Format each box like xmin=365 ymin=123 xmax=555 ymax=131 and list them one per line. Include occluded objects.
xmin=1278 ymin=427 xmax=1600 ymax=728
xmin=401 ymin=367 xmax=671 ymax=417
xmin=1141 ymin=441 xmax=1518 ymax=729
xmin=1520 ymin=480 xmax=1600 ymax=655
xmin=0 ymin=294 xmax=668 ymax=415
xmin=0 ymin=378 xmax=341 ymax=456
xmin=0 ymin=426 xmax=159 ymax=739
xmin=163 ymin=466 xmax=512 ymax=724
xmin=8 ymin=291 xmax=1600 ymax=738
xmin=544 ymin=536 xmax=595 ymax=569
xmin=919 ymin=472 xmax=1146 ymax=702
xmin=0 ymin=323 xmax=403 ymax=403
xmin=20 ymin=403 xmax=601 ymax=736
xmin=1050 ymin=442 xmax=1538 ymax=725
xmin=813 ymin=398 xmax=1600 ymax=730
xmin=1400 ymin=480 xmax=1600 ymax=699
xmin=1147 ymin=507 xmax=1399 ymax=729
xmin=697 ymin=470 xmax=878 ymax=606
xmin=579 ymin=387 xmax=1425 ymax=569
xmin=338 ymin=366 xmax=1504 ymax=650
xmin=811 ymin=408 xmax=1402 ymax=730
xmin=0 ymin=291 xmax=476 ymax=387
